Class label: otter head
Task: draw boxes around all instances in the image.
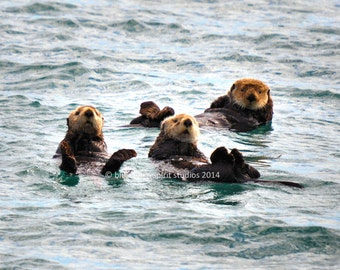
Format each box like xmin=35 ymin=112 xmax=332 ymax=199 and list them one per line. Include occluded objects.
xmin=161 ymin=114 xmax=200 ymax=144
xmin=67 ymin=106 xmax=104 ymax=136
xmin=229 ymin=78 xmax=271 ymax=110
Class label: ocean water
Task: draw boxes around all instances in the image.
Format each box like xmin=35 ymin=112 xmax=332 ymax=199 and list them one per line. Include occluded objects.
xmin=0 ymin=0 xmax=339 ymax=269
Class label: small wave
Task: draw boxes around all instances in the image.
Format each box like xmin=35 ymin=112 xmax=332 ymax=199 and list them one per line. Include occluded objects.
xmin=53 ymin=18 xmax=79 ymax=28
xmin=309 ymin=27 xmax=340 ymax=35
xmin=0 ymin=60 xmax=16 ymax=68
xmin=5 ymin=2 xmax=77 ymax=14
xmin=110 ymin=19 xmax=148 ymax=33
xmin=253 ymin=33 xmax=285 ymax=44
xmin=6 ymin=61 xmax=89 ymax=78
xmin=202 ymin=34 xmax=225 ymax=41
xmin=221 ymin=53 xmax=267 ymax=63
xmin=289 ymin=88 xmax=340 ymax=99
xmin=296 ymin=68 xmax=336 ymax=78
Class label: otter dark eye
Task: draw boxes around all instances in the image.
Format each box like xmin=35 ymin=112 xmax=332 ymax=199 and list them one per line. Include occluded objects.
xmin=258 ymin=90 xmax=262 ymax=94
xmin=75 ymin=111 xmax=80 ymax=116
xmin=240 ymin=88 xmax=245 ymax=93
xmin=173 ymin=119 xmax=178 ymax=123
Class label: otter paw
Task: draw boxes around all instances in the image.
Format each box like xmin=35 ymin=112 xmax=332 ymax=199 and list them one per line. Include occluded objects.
xmin=60 ymin=154 xmax=77 ymax=174
xmin=139 ymin=101 xmax=161 ymax=119
xmin=101 ymin=149 xmax=137 ymax=175
xmin=130 ymin=101 xmax=173 ymax=127
xmin=112 ymin=149 xmax=137 ymax=161
xmin=156 ymin=106 xmax=175 ymax=121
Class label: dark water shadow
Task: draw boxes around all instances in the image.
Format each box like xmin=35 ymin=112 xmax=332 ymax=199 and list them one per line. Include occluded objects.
xmin=203 ymin=182 xmax=252 ymax=205
xmin=158 ymin=177 xmax=250 ymax=206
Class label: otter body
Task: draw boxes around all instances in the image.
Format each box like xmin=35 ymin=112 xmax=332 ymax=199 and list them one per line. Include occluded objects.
xmin=54 ymin=106 xmax=136 ymax=175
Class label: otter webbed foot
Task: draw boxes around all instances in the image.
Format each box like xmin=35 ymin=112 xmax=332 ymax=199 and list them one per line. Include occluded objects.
xmin=230 ymin=148 xmax=245 ymax=164
xmin=210 ymin=147 xmax=235 ymax=165
xmin=230 ymin=148 xmax=260 ymax=179
xmin=101 ymin=149 xmax=137 ymax=175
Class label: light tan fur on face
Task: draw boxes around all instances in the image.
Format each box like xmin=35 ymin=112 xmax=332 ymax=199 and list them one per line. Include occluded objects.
xmin=161 ymin=114 xmax=200 ymax=144
xmin=67 ymin=106 xmax=104 ymax=136
xmin=229 ymin=78 xmax=270 ymax=110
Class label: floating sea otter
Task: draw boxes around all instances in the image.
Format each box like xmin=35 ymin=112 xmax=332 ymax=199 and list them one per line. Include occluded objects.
xmin=149 ymin=113 xmax=303 ymax=188
xmin=130 ymin=78 xmax=273 ymax=132
xmin=54 ymin=106 xmax=136 ymax=176
xmin=195 ymin=78 xmax=273 ymax=131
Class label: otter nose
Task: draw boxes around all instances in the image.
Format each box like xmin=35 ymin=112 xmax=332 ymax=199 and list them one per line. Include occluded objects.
xmin=247 ymin=94 xmax=256 ymax=102
xmin=183 ymin=119 xmax=192 ymax=128
xmin=85 ymin=109 xmax=94 ymax=118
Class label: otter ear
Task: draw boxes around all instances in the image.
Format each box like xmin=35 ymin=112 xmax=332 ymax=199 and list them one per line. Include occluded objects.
xmin=230 ymin=83 xmax=236 ymax=92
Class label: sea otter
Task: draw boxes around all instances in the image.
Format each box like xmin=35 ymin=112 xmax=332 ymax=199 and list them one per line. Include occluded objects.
xmin=148 ymin=113 xmax=257 ymax=181
xmin=54 ymin=106 xmax=137 ymax=175
xmin=148 ymin=113 xmax=208 ymax=167
xmin=195 ymin=78 xmax=273 ymax=131
xmin=149 ymin=114 xmax=303 ymax=188
xmin=129 ymin=78 xmax=273 ymax=132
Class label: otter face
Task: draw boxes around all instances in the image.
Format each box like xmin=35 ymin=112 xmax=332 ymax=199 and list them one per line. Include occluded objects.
xmin=230 ymin=78 xmax=270 ymax=110
xmin=67 ymin=106 xmax=104 ymax=136
xmin=161 ymin=114 xmax=200 ymax=144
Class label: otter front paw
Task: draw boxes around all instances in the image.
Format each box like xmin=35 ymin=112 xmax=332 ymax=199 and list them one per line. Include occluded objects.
xmin=156 ymin=106 xmax=175 ymax=121
xmin=58 ymin=140 xmax=77 ymax=174
xmin=139 ymin=101 xmax=161 ymax=119
xmin=60 ymin=154 xmax=77 ymax=174
xmin=101 ymin=149 xmax=137 ymax=175
xmin=130 ymin=101 xmax=175 ymax=127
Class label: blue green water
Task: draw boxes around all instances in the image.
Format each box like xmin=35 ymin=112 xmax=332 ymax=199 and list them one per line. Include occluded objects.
xmin=1 ymin=0 xmax=339 ymax=269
